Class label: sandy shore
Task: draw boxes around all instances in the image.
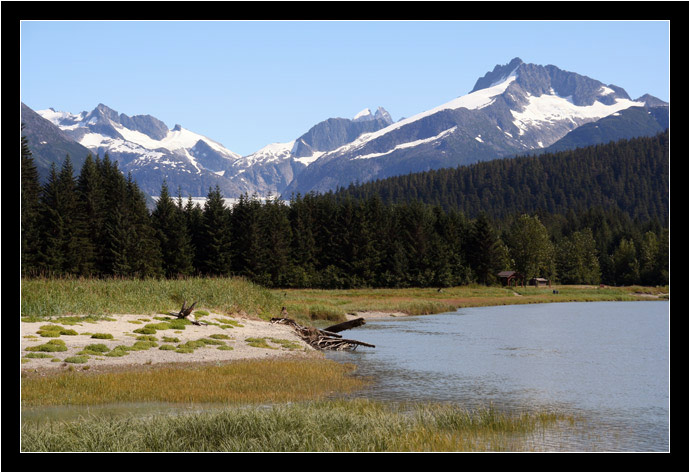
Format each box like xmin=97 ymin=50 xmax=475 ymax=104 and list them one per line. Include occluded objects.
xmin=20 ymin=312 xmax=321 ymax=374
xmin=21 ymin=311 xmax=396 ymax=374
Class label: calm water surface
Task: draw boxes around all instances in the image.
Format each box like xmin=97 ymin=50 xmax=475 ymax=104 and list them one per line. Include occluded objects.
xmin=326 ymin=301 xmax=670 ymax=452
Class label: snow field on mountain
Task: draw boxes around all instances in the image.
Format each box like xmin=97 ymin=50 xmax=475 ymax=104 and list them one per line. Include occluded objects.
xmin=510 ymin=94 xmax=644 ymax=136
xmin=352 ymin=127 xmax=458 ymax=160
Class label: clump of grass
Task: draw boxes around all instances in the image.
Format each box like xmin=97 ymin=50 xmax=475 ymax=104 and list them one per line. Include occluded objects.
xmin=161 ymin=336 xmax=180 ymax=343
xmin=25 ymin=339 xmax=68 ymax=353
xmin=78 ymin=344 xmax=111 ymax=355
xmin=196 ymin=338 xmax=226 ymax=346
xmin=308 ymin=305 xmax=345 ymax=322
xmin=128 ymin=320 xmax=143 ymax=325
xmin=63 ymin=355 xmax=89 ymax=364
xmin=133 ymin=327 xmax=157 ymax=335
xmin=245 ymin=337 xmax=276 ymax=349
xmin=215 ymin=317 xmax=243 ymax=328
xmin=24 ymin=353 xmax=54 ymax=359
xmin=104 ymin=346 xmax=129 ymax=357
xmin=194 ymin=310 xmax=210 ymax=317
xmin=136 ymin=335 xmax=158 ymax=342
xmin=217 ymin=345 xmax=234 ymax=351
xmin=91 ymin=333 xmax=114 ymax=340
xmin=129 ymin=341 xmax=158 ymax=351
xmin=268 ymin=338 xmax=302 ymax=350
xmin=208 ymin=334 xmax=231 ymax=340
xmin=159 ymin=344 xmax=176 ymax=351
xmin=36 ymin=324 xmax=79 ymax=337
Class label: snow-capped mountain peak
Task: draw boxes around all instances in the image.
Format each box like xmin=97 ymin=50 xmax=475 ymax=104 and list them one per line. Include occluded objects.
xmin=354 ymin=108 xmax=373 ymax=121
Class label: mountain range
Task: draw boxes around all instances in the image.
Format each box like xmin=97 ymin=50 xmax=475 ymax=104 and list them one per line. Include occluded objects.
xmin=21 ymin=57 xmax=668 ymax=200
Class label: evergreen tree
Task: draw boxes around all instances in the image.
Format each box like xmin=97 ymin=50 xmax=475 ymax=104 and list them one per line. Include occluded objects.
xmin=612 ymin=238 xmax=640 ymax=286
xmin=199 ymin=186 xmax=232 ymax=275
xmin=56 ymin=155 xmax=89 ymax=275
xmin=152 ymin=181 xmax=194 ymax=277
xmin=255 ymin=196 xmax=293 ymax=287
xmin=229 ymin=193 xmax=263 ymax=279
xmin=467 ymin=212 xmax=505 ymax=284
xmin=184 ymin=195 xmax=205 ymax=273
xmin=36 ymin=163 xmax=66 ymax=274
xmin=124 ymin=173 xmax=163 ymax=277
xmin=75 ymin=154 xmax=102 ymax=275
xmin=36 ymin=157 xmax=87 ymax=275
xmin=21 ymin=130 xmax=42 ymax=275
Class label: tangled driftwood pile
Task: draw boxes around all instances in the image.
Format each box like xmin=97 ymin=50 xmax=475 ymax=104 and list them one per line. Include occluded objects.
xmin=270 ymin=316 xmax=375 ymax=351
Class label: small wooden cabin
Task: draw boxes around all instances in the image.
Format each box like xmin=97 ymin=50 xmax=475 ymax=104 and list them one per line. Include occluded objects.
xmin=529 ymin=277 xmax=551 ymax=287
xmin=497 ymin=270 xmax=525 ymax=287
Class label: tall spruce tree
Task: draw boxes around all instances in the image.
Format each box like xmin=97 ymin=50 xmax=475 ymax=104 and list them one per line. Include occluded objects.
xmin=255 ymin=196 xmax=293 ymax=287
xmin=124 ymin=173 xmax=163 ymax=277
xmin=229 ymin=193 xmax=263 ymax=280
xmin=152 ymin=181 xmax=194 ymax=277
xmin=21 ymin=130 xmax=42 ymax=275
xmin=467 ymin=212 xmax=505 ymax=285
xmin=199 ymin=186 xmax=232 ymax=275
xmin=75 ymin=154 xmax=102 ymax=275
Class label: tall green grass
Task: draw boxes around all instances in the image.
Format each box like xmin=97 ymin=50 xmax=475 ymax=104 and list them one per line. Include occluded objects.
xmin=21 ymin=276 xmax=283 ymax=320
xmin=21 ymin=399 xmax=576 ymax=452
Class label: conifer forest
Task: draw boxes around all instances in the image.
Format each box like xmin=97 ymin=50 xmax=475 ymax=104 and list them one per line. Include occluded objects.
xmin=21 ymin=131 xmax=669 ymax=288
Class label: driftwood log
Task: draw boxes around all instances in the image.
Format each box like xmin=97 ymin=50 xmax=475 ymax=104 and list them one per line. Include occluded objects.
xmin=270 ymin=317 xmax=374 ymax=351
xmin=170 ymin=300 xmax=208 ymax=326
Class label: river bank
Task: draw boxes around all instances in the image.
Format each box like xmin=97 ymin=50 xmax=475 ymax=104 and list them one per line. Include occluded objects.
xmin=20 ymin=280 xmax=668 ymax=375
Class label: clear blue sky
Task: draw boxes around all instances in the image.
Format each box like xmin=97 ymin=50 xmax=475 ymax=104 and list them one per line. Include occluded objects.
xmin=21 ymin=20 xmax=670 ymax=156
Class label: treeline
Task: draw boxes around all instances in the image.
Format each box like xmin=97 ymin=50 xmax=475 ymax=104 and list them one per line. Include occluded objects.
xmin=21 ymin=133 xmax=668 ymax=288
xmin=331 ymin=131 xmax=669 ymax=225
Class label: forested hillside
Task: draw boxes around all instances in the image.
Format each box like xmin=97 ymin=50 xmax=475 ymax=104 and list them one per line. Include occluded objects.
xmin=330 ymin=131 xmax=669 ymax=225
xmin=21 ymin=131 xmax=669 ymax=289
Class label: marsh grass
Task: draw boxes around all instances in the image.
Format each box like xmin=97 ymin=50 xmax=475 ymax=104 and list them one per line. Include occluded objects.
xmin=21 ymin=359 xmax=364 ymax=407
xmin=21 ymin=276 xmax=282 ymax=320
xmin=278 ymin=284 xmax=668 ymax=324
xmin=20 ymin=399 xmax=577 ymax=452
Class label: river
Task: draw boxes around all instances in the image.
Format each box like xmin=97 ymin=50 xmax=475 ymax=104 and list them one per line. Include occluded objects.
xmin=325 ymin=301 xmax=670 ymax=452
